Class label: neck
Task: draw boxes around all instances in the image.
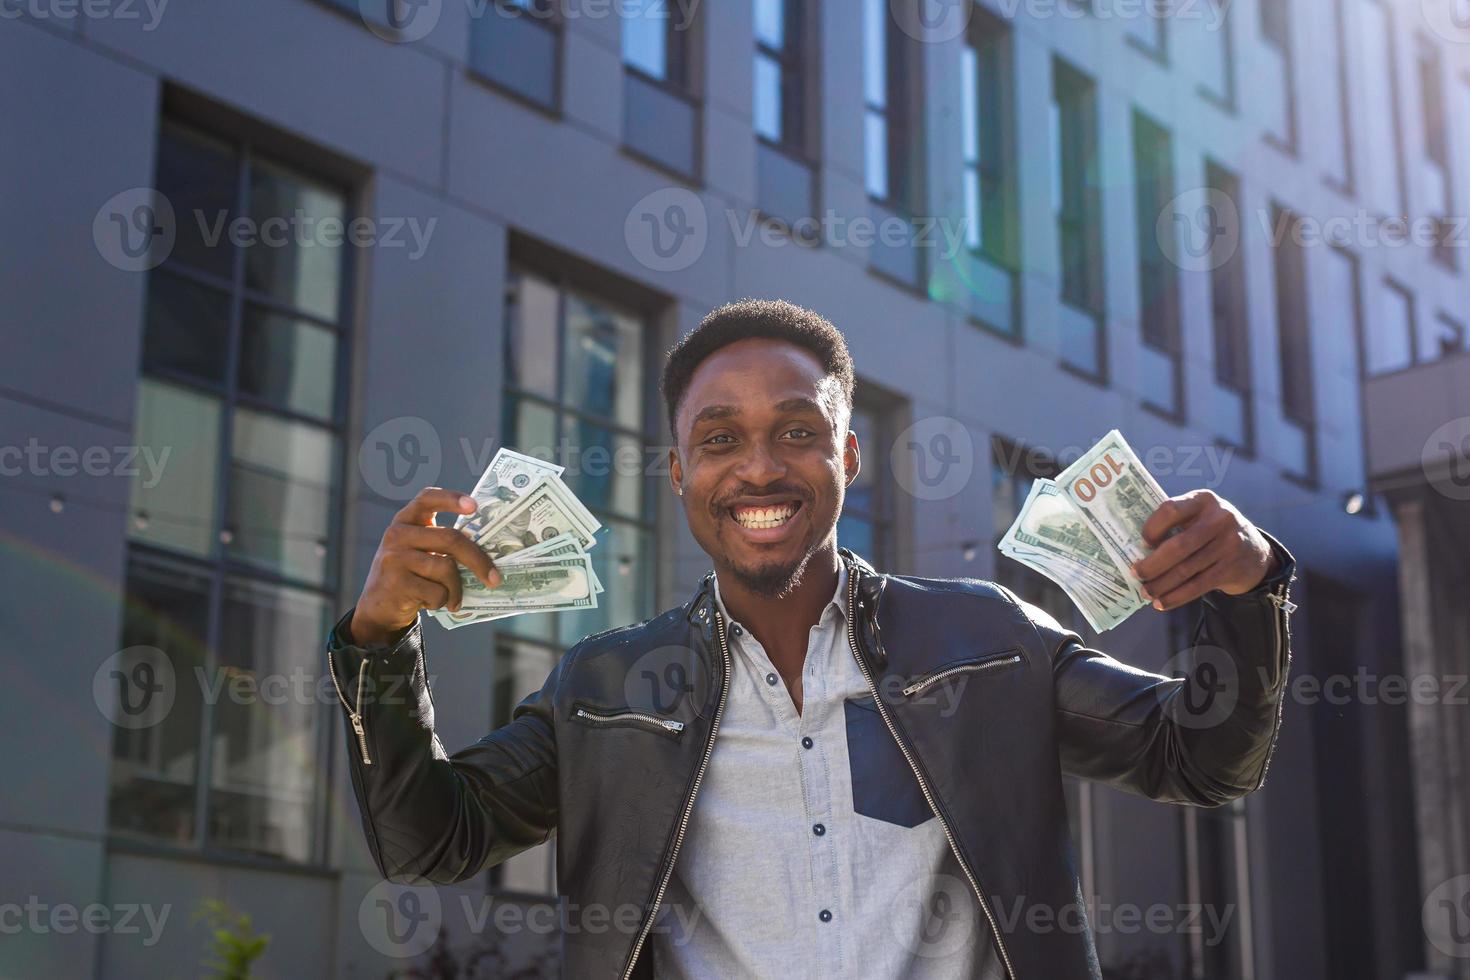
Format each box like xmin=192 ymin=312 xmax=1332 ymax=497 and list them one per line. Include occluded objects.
xmin=714 ymin=544 xmax=842 ymax=646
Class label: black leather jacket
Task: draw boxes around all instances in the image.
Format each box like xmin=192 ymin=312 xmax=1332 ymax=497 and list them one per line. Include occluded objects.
xmin=326 ymin=542 xmax=1296 ymax=980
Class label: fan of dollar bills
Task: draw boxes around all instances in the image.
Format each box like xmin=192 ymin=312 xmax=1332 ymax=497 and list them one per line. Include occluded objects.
xmin=998 ymin=430 xmax=1168 ymax=633
xmin=430 ymin=448 xmax=604 ymax=630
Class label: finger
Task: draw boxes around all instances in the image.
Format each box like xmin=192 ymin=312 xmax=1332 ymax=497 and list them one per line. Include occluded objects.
xmin=1152 ymin=559 xmax=1227 ymax=610
xmin=398 ymin=571 xmax=451 ymax=613
xmin=1140 ymin=492 xmax=1212 ymax=548
xmin=401 ymin=551 xmax=463 ymax=611
xmin=1133 ymin=514 xmax=1218 ymax=583
xmin=390 ymin=525 xmax=502 ymax=588
xmin=1140 ymin=536 xmax=1232 ymax=601
xmin=392 ymin=487 xmax=477 ymax=528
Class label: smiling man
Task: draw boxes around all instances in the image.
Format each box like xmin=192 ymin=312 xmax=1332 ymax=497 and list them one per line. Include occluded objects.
xmin=328 ymin=300 xmax=1296 ymax=979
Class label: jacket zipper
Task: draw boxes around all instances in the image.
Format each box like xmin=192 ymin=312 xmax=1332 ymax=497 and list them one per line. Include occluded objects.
xmin=845 ymin=571 xmax=1018 ymax=980
xmin=328 ymin=649 xmax=373 ymax=766
xmin=901 ymin=652 xmax=1023 ymax=698
xmin=574 ymin=705 xmax=686 ymax=736
xmin=621 ymin=607 xmax=731 ymax=980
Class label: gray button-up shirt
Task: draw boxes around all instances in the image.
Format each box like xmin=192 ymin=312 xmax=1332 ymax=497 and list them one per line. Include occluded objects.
xmin=649 ymin=565 xmax=1005 ymax=979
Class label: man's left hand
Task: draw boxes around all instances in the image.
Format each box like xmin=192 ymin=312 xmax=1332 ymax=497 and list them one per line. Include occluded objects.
xmin=1131 ymin=490 xmax=1278 ymax=611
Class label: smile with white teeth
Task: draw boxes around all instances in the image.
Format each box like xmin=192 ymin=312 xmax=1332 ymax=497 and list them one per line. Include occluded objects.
xmin=731 ymin=501 xmax=799 ymax=529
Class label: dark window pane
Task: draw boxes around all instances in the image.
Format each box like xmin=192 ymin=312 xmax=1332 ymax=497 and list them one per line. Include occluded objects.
xmin=238 ymin=304 xmax=338 ymax=421
xmin=557 ymin=519 xmax=652 ymax=647
xmin=623 ymin=73 xmax=697 ymax=177
xmin=755 ymin=52 xmax=783 ymax=142
xmin=127 ymin=380 xmax=223 ymax=559
xmin=207 ymin=577 xmax=329 ymax=862
xmin=562 ymin=419 xmax=643 ymax=520
xmin=245 ymin=159 xmax=346 ymax=322
xmin=505 ymin=393 xmax=560 ymax=462
xmin=470 ymin=7 xmax=559 ymax=108
xmin=142 ymin=271 xmax=233 ymax=384
xmin=564 ymin=293 xmax=643 ymax=428
xmin=837 ymin=513 xmax=875 ymax=562
xmin=156 ymin=123 xmax=238 ymax=280
xmin=108 ymin=557 xmax=210 ymax=846
xmin=505 ymin=269 xmax=560 ymax=400
xmin=226 ymin=408 xmax=338 ymax=586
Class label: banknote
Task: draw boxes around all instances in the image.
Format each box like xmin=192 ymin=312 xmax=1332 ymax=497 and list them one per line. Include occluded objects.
xmin=998 ymin=431 xmax=1166 ymax=632
xmin=427 ymin=448 xmax=603 ymax=631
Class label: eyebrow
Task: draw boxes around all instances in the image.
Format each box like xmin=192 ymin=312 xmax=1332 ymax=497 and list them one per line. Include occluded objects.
xmin=689 ymin=397 xmax=828 ymax=429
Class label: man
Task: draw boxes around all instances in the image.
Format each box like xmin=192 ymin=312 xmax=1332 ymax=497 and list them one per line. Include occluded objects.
xmin=328 ymin=300 xmax=1295 ymax=979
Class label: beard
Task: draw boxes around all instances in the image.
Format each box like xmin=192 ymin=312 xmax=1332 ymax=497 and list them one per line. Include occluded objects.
xmin=725 ymin=547 xmax=819 ymax=600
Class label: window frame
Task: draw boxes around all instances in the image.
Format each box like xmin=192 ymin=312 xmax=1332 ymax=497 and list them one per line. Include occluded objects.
xmin=1133 ymin=109 xmax=1184 ymax=421
xmin=111 ymin=117 xmax=356 ymax=870
xmin=466 ymin=0 xmax=566 ymax=116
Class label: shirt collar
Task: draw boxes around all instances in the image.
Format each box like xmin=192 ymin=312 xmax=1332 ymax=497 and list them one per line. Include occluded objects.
xmin=712 ymin=561 xmax=849 ymax=635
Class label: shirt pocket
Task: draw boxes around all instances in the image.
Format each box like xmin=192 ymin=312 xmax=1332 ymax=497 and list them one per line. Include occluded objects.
xmin=570 ymin=702 xmax=687 ymax=740
xmin=843 ymin=695 xmax=934 ymax=828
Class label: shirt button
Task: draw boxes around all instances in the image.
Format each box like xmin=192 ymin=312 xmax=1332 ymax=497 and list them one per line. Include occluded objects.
xmin=818 ymin=909 xmax=833 ymax=923
xmin=733 ymin=624 xmax=743 ymax=635
xmin=813 ymin=823 xmax=825 ymax=836
xmin=801 ymin=737 xmax=813 ymax=749
xmin=765 ymin=672 xmax=778 ymax=686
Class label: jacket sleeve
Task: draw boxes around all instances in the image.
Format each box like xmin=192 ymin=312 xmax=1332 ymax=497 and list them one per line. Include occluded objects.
xmin=326 ymin=609 xmax=563 ymax=883
xmin=1022 ymin=533 xmax=1296 ymax=807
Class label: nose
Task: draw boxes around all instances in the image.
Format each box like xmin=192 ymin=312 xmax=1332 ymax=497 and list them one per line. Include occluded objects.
xmin=732 ymin=437 xmax=786 ymax=488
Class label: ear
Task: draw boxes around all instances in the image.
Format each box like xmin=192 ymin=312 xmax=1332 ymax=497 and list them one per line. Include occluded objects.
xmin=668 ymin=446 xmax=684 ymax=497
xmin=843 ymin=427 xmax=861 ymax=489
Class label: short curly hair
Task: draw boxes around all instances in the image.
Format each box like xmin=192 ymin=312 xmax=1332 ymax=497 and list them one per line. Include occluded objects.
xmin=660 ymin=299 xmax=855 ymax=440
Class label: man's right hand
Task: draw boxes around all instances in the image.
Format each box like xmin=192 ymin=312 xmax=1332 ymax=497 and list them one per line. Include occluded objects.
xmin=349 ymin=488 xmax=503 ymax=646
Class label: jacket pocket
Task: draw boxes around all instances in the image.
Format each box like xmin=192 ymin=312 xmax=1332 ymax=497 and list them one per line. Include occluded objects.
xmin=571 ymin=703 xmax=687 ymax=740
xmin=843 ymin=696 xmax=934 ymax=828
xmin=900 ymin=648 xmax=1024 ymax=698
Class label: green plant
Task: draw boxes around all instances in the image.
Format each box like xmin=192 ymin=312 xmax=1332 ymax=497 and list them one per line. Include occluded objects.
xmin=193 ymin=898 xmax=271 ymax=980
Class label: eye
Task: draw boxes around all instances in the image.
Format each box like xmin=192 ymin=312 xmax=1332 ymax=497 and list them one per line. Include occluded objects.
xmin=704 ymin=433 xmax=735 ymax=446
xmin=781 ymin=427 xmax=815 ymax=440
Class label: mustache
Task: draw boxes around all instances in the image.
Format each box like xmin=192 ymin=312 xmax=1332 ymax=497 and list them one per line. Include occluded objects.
xmin=710 ymin=484 xmax=811 ymax=515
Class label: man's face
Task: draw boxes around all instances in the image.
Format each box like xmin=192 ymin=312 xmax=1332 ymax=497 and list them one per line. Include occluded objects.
xmin=669 ymin=338 xmax=859 ymax=598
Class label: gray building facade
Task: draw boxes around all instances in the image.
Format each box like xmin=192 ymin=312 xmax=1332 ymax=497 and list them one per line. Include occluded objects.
xmin=1 ymin=0 xmax=1467 ymax=977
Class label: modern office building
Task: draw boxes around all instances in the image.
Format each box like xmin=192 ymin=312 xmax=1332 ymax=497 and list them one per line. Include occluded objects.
xmin=2 ymin=0 xmax=1467 ymax=976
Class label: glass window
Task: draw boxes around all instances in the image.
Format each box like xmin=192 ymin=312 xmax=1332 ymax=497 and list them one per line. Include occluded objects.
xmin=990 ymin=438 xmax=1083 ymax=632
xmin=489 ymin=638 xmax=560 ymax=893
xmin=208 ymin=578 xmax=332 ymax=863
xmin=1367 ymin=281 xmax=1415 ymax=375
xmin=1053 ymin=60 xmax=1103 ymax=316
xmin=469 ymin=0 xmax=561 ymax=110
xmin=753 ymin=0 xmax=805 ymax=150
xmin=837 ymin=399 xmax=894 ymax=567
xmin=863 ymin=0 xmax=919 ymax=209
xmin=113 ymin=121 xmax=350 ymax=863
xmin=1134 ymin=111 xmax=1182 ymax=417
xmin=500 ymin=266 xmax=659 ymax=647
xmin=962 ymin=15 xmax=1015 ymax=265
xmin=107 ymin=555 xmax=211 ymax=847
